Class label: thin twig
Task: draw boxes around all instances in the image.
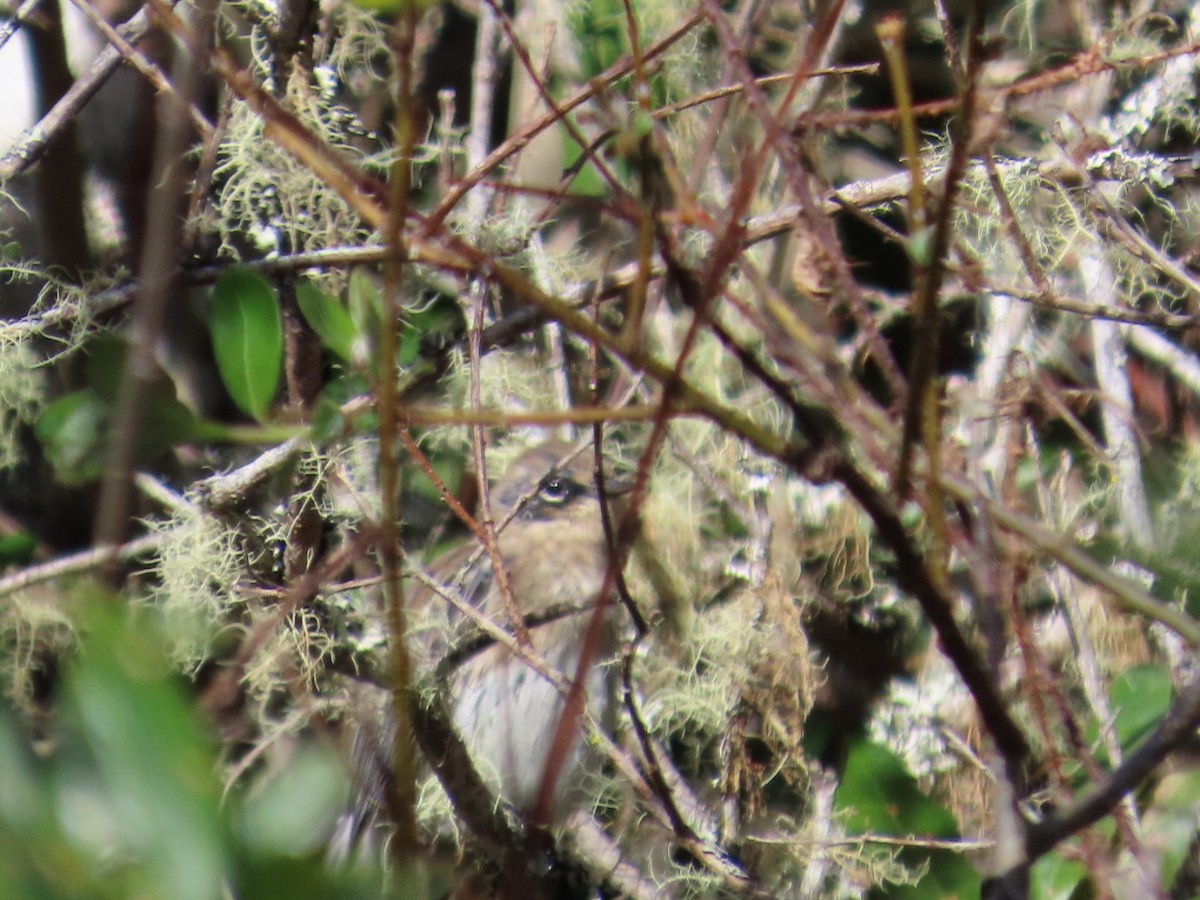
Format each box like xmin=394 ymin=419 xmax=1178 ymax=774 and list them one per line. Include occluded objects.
xmin=64 ymin=0 xmax=214 ymax=138
xmin=791 ymin=37 xmax=1200 ymax=135
xmin=92 ymin=0 xmax=219 ymax=562
xmin=421 ymin=10 xmax=704 ymax=233
xmin=1024 ymin=675 xmax=1200 ymax=860
xmin=0 ymin=534 xmax=163 ymax=599
xmin=0 ymin=2 xmax=170 ymax=182
xmin=0 ymin=0 xmax=46 ymax=53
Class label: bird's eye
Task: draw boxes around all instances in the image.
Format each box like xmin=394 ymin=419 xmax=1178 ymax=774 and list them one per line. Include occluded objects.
xmin=538 ymin=474 xmax=576 ymax=505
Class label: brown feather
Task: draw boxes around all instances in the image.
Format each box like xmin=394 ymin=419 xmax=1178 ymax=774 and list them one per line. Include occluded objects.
xmin=331 ymin=439 xmax=630 ymax=861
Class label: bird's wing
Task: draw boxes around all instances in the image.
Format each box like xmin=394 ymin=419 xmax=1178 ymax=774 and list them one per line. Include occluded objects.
xmin=332 ymin=539 xmax=503 ymax=863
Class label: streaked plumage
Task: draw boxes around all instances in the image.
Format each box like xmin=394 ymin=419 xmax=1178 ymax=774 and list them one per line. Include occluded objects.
xmin=333 ymin=439 xmax=629 ymax=859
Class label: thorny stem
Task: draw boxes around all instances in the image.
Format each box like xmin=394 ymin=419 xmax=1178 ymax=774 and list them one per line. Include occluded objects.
xmin=617 ymin=0 xmax=653 ymax=349
xmin=889 ymin=1 xmax=986 ymax=581
xmin=876 ymin=17 xmax=927 ymax=237
xmin=468 ymin=285 xmax=532 ymax=649
xmin=421 ymin=10 xmax=703 ymax=233
xmin=792 ymin=37 xmax=1200 ymax=136
xmin=879 ymin=14 xmax=939 ymax=510
xmin=477 ymin=0 xmax=626 ymax=200
xmin=378 ymin=3 xmax=423 ymax=876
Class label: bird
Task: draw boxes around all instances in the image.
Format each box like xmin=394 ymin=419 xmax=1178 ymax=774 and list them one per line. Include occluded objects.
xmin=333 ymin=438 xmax=633 ymax=862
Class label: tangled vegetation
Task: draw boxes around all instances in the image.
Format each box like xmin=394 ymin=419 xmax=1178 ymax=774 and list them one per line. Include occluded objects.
xmin=4 ymin=0 xmax=1200 ymax=897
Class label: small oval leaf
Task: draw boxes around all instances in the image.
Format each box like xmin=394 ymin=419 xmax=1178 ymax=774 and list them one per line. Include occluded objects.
xmin=906 ymin=225 xmax=936 ymax=266
xmin=309 ymin=394 xmax=345 ymax=445
xmin=350 ymin=0 xmax=436 ymax=13
xmin=209 ymin=267 xmax=282 ymax=421
xmin=1111 ymin=664 xmax=1172 ymax=751
xmin=296 ymin=279 xmax=356 ymax=362
xmin=35 ymin=390 xmax=107 ymax=484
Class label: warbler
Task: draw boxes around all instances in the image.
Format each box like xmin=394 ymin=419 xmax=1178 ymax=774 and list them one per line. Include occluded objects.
xmin=335 ymin=438 xmax=633 ymax=858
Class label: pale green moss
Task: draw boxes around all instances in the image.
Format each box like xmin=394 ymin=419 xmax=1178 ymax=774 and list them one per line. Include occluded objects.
xmin=0 ymin=587 xmax=76 ymax=714
xmin=147 ymin=503 xmax=243 ymax=674
xmin=0 ymin=338 xmax=45 ymax=471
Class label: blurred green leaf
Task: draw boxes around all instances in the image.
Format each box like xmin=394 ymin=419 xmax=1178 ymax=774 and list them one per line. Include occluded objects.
xmin=397 ymin=293 xmax=464 ymax=367
xmin=34 ymin=341 xmax=199 ymax=485
xmin=347 ymin=269 xmax=383 ymax=369
xmin=35 ymin=391 xmax=107 ymax=484
xmin=407 ymin=450 xmax=462 ymax=504
xmin=0 ymin=530 xmax=37 ymax=566
xmin=567 ymin=0 xmax=627 ymax=76
xmin=0 ymin=594 xmax=386 ymax=899
xmin=1087 ymin=502 xmax=1200 ymax=621
xmin=82 ymin=336 xmax=127 ymax=402
xmin=348 ymin=0 xmax=435 ymax=12
xmin=0 ymin=708 xmax=51 ymax=839
xmin=236 ymin=745 xmax=347 ymax=857
xmin=210 ymin=267 xmax=282 ymax=421
xmin=0 ymin=708 xmax=69 ymax=900
xmin=296 ymin=279 xmax=356 ymax=363
xmin=232 ymin=856 xmax=381 ymax=900
xmin=561 ymin=130 xmax=608 ymax=198
xmin=835 ymin=741 xmax=981 ymax=898
xmin=1029 ymin=854 xmax=1087 ymax=900
xmin=1099 ymin=664 xmax=1172 ymax=755
xmin=1142 ymin=770 xmax=1200 ymax=888
xmin=907 ymin=226 xmax=937 ymax=267
xmin=141 ymin=383 xmax=200 ymax=451
xmin=837 ymin=741 xmax=958 ymax=837
xmin=65 ymin=601 xmax=227 ymax=900
xmin=310 ymin=394 xmax=345 ymax=445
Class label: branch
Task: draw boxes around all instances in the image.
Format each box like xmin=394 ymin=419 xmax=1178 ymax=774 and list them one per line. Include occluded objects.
xmin=0 ymin=2 xmax=170 ymax=182
xmin=1024 ymin=675 xmax=1200 ymax=860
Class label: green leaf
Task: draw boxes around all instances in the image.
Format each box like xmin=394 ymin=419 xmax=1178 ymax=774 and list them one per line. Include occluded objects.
xmin=0 ymin=596 xmax=388 ymax=899
xmin=296 ymin=279 xmax=356 ymax=363
xmin=397 ymin=293 xmax=465 ymax=366
xmin=836 ymin=741 xmax=958 ymax=837
xmin=83 ymin=335 xmax=127 ymax=402
xmin=235 ymin=745 xmax=346 ymax=857
xmin=309 ymin=394 xmax=345 ymax=445
xmin=906 ymin=225 xmax=937 ymax=267
xmin=0 ymin=531 xmax=36 ymax=566
xmin=348 ymin=269 xmax=383 ymax=368
xmin=64 ymin=599 xmax=227 ymax=900
xmin=1143 ymin=770 xmax=1200 ymax=887
xmin=0 ymin=708 xmax=52 ymax=836
xmin=34 ymin=391 xmax=107 ymax=484
xmin=561 ymin=129 xmax=608 ymax=198
xmin=81 ymin=337 xmax=198 ymax=453
xmin=0 ymin=708 xmax=63 ymax=900
xmin=34 ymin=351 xmax=198 ymax=483
xmin=1109 ymin=664 xmax=1172 ymax=751
xmin=142 ymin=383 xmax=199 ymax=452
xmin=835 ymin=741 xmax=981 ymax=898
xmin=567 ymin=0 xmax=628 ymax=76
xmin=349 ymin=0 xmax=436 ymax=12
xmin=1029 ymin=854 xmax=1087 ymax=900
xmin=407 ymin=450 xmax=463 ymax=504
xmin=631 ymin=108 xmax=655 ymax=140
xmin=209 ymin=267 xmax=282 ymax=421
